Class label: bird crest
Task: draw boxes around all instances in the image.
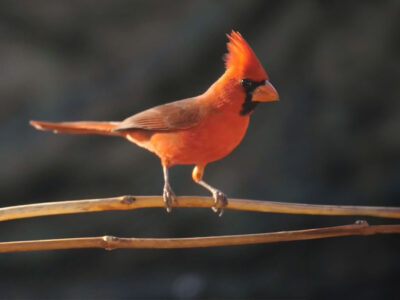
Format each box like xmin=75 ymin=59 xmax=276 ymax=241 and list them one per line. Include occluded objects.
xmin=224 ymin=31 xmax=268 ymax=81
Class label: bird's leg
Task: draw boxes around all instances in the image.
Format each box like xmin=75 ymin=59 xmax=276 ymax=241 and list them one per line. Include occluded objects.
xmin=162 ymin=165 xmax=176 ymax=212
xmin=192 ymin=165 xmax=228 ymax=216
xmin=197 ymin=180 xmax=228 ymax=216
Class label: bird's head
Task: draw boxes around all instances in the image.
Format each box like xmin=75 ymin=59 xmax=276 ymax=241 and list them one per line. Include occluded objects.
xmin=223 ymin=31 xmax=279 ymax=115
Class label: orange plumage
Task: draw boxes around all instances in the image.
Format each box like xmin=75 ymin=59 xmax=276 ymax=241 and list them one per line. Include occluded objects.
xmin=30 ymin=31 xmax=279 ymax=215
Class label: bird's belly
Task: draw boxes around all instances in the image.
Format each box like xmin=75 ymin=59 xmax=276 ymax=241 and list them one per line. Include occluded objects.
xmin=150 ymin=114 xmax=249 ymax=166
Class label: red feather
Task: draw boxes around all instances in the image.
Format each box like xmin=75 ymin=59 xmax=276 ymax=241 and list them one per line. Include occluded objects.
xmin=224 ymin=30 xmax=268 ymax=81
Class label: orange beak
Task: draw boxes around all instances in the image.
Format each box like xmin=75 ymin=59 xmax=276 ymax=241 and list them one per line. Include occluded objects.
xmin=252 ymin=80 xmax=279 ymax=102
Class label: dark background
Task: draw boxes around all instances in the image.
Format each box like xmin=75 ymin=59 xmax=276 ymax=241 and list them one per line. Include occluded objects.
xmin=0 ymin=0 xmax=399 ymax=299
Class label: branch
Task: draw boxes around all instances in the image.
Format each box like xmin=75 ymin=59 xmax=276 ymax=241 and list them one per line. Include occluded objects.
xmin=1 ymin=195 xmax=400 ymax=222
xmin=1 ymin=221 xmax=399 ymax=253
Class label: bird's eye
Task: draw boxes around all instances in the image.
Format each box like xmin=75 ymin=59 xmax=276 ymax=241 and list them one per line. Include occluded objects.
xmin=240 ymin=78 xmax=253 ymax=90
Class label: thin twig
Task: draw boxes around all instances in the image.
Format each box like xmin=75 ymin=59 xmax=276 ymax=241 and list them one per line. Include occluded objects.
xmin=1 ymin=195 xmax=400 ymax=222
xmin=0 ymin=221 xmax=399 ymax=253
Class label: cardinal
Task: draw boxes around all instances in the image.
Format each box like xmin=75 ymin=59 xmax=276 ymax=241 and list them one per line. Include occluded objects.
xmin=30 ymin=31 xmax=279 ymax=215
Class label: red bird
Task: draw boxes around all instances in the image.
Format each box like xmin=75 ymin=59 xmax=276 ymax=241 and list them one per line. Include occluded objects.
xmin=30 ymin=31 xmax=279 ymax=215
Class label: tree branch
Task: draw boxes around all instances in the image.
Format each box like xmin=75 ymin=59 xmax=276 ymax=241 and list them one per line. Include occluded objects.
xmin=1 ymin=195 xmax=400 ymax=222
xmin=1 ymin=221 xmax=399 ymax=253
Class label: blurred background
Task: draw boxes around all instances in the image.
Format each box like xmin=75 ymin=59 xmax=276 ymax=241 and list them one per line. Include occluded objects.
xmin=0 ymin=0 xmax=399 ymax=298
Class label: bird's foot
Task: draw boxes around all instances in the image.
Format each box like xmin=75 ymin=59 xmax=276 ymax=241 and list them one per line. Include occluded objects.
xmin=211 ymin=189 xmax=228 ymax=217
xmin=163 ymin=183 xmax=177 ymax=213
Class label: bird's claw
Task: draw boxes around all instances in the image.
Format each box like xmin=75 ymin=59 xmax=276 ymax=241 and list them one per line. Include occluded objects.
xmin=163 ymin=184 xmax=177 ymax=213
xmin=211 ymin=190 xmax=228 ymax=217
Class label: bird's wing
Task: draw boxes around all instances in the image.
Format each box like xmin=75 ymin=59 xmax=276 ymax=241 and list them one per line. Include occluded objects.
xmin=113 ymin=98 xmax=203 ymax=132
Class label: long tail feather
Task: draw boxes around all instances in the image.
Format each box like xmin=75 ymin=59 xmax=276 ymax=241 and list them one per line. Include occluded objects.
xmin=29 ymin=120 xmax=121 ymax=136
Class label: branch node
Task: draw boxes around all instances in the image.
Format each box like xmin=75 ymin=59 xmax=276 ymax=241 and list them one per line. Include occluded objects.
xmin=355 ymin=220 xmax=369 ymax=226
xmin=120 ymin=195 xmax=136 ymax=205
xmin=102 ymin=235 xmax=119 ymax=250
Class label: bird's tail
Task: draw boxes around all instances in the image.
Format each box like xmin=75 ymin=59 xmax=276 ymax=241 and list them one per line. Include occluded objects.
xmin=29 ymin=120 xmax=121 ymax=136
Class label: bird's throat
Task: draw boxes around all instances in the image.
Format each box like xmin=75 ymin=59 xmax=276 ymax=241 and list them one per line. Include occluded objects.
xmin=240 ymin=93 xmax=259 ymax=115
